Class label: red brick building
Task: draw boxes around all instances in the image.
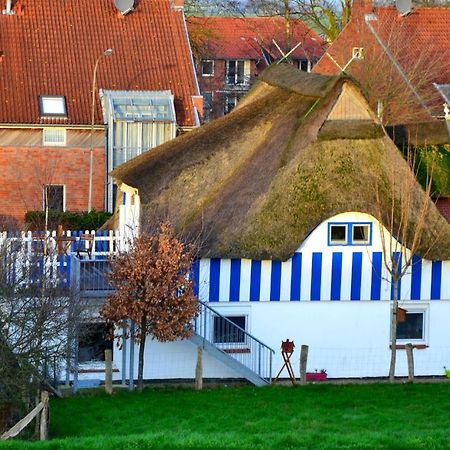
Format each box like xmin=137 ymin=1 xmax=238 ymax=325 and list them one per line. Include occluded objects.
xmin=313 ymin=0 xmax=450 ymax=125
xmin=188 ymin=17 xmax=325 ymax=121
xmin=0 ymin=0 xmax=200 ymax=226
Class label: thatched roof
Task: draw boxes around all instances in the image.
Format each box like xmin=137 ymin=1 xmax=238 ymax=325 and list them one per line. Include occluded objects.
xmin=112 ymin=64 xmax=450 ymax=261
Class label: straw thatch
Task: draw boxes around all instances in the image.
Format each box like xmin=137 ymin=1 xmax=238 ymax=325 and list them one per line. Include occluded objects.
xmin=112 ymin=64 xmax=450 ymax=261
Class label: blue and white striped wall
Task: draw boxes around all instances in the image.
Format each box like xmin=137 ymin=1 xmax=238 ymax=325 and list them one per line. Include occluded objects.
xmin=192 ymin=212 xmax=450 ymax=302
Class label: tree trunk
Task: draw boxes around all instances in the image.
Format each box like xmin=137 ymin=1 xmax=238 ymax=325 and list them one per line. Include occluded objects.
xmin=137 ymin=318 xmax=147 ymax=392
xmin=388 ymin=278 xmax=399 ymax=382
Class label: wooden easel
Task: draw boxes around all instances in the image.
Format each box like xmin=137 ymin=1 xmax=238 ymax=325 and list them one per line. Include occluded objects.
xmin=274 ymin=339 xmax=296 ymax=385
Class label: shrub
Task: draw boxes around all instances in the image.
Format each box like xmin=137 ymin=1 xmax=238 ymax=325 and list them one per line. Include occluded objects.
xmin=24 ymin=210 xmax=112 ymax=231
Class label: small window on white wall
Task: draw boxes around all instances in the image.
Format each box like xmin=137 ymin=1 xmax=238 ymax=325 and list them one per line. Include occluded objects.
xmin=43 ymin=128 xmax=66 ymax=146
xmin=353 ymin=224 xmax=370 ymax=244
xmin=330 ymin=224 xmax=348 ymax=244
xmin=396 ymin=310 xmax=426 ymax=342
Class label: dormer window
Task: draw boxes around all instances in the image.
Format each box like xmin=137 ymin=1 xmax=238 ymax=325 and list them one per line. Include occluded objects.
xmin=329 ymin=222 xmax=372 ymax=246
xmin=39 ymin=96 xmax=67 ymax=118
xmin=352 ymin=48 xmax=365 ymax=60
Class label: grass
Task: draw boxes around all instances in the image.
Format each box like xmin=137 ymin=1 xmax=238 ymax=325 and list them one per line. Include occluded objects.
xmin=2 ymin=383 xmax=450 ymax=449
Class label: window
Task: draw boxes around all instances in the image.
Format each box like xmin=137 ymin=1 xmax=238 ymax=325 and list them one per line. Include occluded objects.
xmin=213 ymin=315 xmax=246 ymax=344
xmin=298 ymin=59 xmax=310 ymax=72
xmin=78 ymin=323 xmax=113 ymax=363
xmin=226 ymin=60 xmax=246 ymax=85
xmin=39 ymin=96 xmax=67 ymax=117
xmin=224 ymin=94 xmax=241 ymax=114
xmin=352 ymin=224 xmax=370 ymax=244
xmin=203 ymin=92 xmax=213 ymax=112
xmin=328 ymin=222 xmax=372 ymax=246
xmin=397 ymin=311 xmax=425 ymax=341
xmin=330 ymin=224 xmax=348 ymax=244
xmin=352 ymin=47 xmax=365 ymax=60
xmin=43 ymin=128 xmax=66 ymax=146
xmin=43 ymin=185 xmax=64 ymax=212
xmin=201 ymin=60 xmax=214 ymax=76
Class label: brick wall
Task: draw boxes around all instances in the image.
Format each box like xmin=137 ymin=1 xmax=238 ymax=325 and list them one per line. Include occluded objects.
xmin=0 ymin=146 xmax=105 ymax=227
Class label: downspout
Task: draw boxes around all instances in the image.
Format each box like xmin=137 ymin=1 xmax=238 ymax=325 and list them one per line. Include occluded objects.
xmin=364 ymin=13 xmax=432 ymax=116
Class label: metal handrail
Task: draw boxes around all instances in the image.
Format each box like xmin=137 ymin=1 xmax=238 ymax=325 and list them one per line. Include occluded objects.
xmin=194 ymin=301 xmax=275 ymax=383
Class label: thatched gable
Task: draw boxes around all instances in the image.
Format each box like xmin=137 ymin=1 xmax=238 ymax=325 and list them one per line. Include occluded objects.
xmin=112 ymin=64 xmax=450 ymax=261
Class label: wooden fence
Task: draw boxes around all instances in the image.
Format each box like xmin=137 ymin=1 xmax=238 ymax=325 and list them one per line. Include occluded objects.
xmin=0 ymin=391 xmax=49 ymax=441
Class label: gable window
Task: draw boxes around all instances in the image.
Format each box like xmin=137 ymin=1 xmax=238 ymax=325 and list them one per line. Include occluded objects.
xmin=352 ymin=47 xmax=365 ymax=60
xmin=213 ymin=315 xmax=246 ymax=344
xmin=43 ymin=128 xmax=66 ymax=146
xmin=329 ymin=222 xmax=372 ymax=246
xmin=43 ymin=185 xmax=64 ymax=212
xmin=201 ymin=60 xmax=214 ymax=76
xmin=396 ymin=310 xmax=426 ymax=342
xmin=39 ymin=96 xmax=67 ymax=118
xmin=352 ymin=224 xmax=370 ymax=244
xmin=330 ymin=224 xmax=348 ymax=245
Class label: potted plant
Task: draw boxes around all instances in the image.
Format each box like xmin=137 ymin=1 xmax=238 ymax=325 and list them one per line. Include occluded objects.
xmin=306 ymin=369 xmax=327 ymax=382
xmin=443 ymin=366 xmax=450 ymax=378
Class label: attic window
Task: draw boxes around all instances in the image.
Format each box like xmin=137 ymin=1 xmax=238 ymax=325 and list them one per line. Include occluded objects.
xmin=353 ymin=224 xmax=370 ymax=244
xmin=39 ymin=96 xmax=67 ymax=118
xmin=352 ymin=48 xmax=365 ymax=60
xmin=329 ymin=224 xmax=348 ymax=245
xmin=329 ymin=222 xmax=372 ymax=246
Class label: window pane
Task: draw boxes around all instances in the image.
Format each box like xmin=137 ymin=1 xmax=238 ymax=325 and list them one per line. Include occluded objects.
xmin=201 ymin=60 xmax=214 ymax=76
xmin=213 ymin=316 xmax=246 ymax=343
xmin=78 ymin=323 xmax=113 ymax=363
xmin=44 ymin=185 xmax=64 ymax=212
xmin=40 ymin=96 xmax=67 ymax=116
xmin=397 ymin=313 xmax=423 ymax=340
xmin=330 ymin=225 xmax=347 ymax=243
xmin=236 ymin=61 xmax=245 ymax=83
xmin=353 ymin=225 xmax=369 ymax=243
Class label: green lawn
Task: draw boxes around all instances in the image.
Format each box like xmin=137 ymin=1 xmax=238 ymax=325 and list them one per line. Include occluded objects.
xmin=2 ymin=383 xmax=450 ymax=449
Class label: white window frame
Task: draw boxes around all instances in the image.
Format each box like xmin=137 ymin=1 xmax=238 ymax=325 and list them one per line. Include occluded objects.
xmin=352 ymin=224 xmax=370 ymax=245
xmin=39 ymin=95 xmax=68 ymax=117
xmin=395 ymin=305 xmax=428 ymax=345
xmin=43 ymin=184 xmax=65 ymax=212
xmin=329 ymin=224 xmax=348 ymax=245
xmin=201 ymin=59 xmax=214 ymax=77
xmin=42 ymin=127 xmax=67 ymax=147
xmin=352 ymin=47 xmax=365 ymax=60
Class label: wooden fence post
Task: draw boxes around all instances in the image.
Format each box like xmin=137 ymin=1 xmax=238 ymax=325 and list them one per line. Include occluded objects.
xmin=105 ymin=349 xmax=113 ymax=394
xmin=300 ymin=345 xmax=309 ymax=385
xmin=195 ymin=346 xmax=203 ymax=391
xmin=405 ymin=343 xmax=414 ymax=382
xmin=39 ymin=391 xmax=49 ymax=441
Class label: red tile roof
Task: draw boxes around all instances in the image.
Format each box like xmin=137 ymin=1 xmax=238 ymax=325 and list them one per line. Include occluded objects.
xmin=313 ymin=4 xmax=450 ymax=123
xmin=187 ymin=16 xmax=325 ymax=62
xmin=0 ymin=0 xmax=199 ymax=126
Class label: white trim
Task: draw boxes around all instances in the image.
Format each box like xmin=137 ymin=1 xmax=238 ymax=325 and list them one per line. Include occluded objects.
xmin=42 ymin=127 xmax=67 ymax=146
xmin=201 ymin=59 xmax=215 ymax=77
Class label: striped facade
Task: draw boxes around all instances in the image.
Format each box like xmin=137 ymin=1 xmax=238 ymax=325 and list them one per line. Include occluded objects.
xmin=193 ymin=252 xmax=449 ymax=302
xmin=192 ymin=213 xmax=449 ymax=303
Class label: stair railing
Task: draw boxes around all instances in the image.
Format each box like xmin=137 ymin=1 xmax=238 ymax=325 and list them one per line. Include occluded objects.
xmin=194 ymin=301 xmax=274 ymax=383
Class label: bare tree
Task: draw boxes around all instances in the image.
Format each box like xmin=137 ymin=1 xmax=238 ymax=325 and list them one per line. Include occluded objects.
xmin=0 ymin=234 xmax=85 ymax=432
xmin=101 ymin=223 xmax=199 ymax=391
xmin=374 ymin=149 xmax=434 ymax=382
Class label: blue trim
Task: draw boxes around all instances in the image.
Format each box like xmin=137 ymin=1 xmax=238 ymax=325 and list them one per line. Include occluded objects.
xmin=230 ymin=259 xmax=241 ymax=302
xmin=371 ymin=252 xmax=382 ymax=300
xmin=209 ymin=258 xmax=221 ymax=302
xmin=270 ymin=260 xmax=282 ymax=301
xmin=390 ymin=252 xmax=402 ymax=301
xmin=250 ymin=260 xmax=261 ymax=302
xmin=192 ymin=260 xmax=200 ymax=297
xmin=330 ymin=252 xmax=342 ymax=301
xmin=290 ymin=253 xmax=302 ymax=301
xmin=410 ymin=255 xmax=422 ymax=300
xmin=328 ymin=222 xmax=373 ymax=247
xmin=311 ymin=253 xmax=322 ymax=301
xmin=351 ymin=252 xmax=362 ymax=301
xmin=431 ymin=261 xmax=442 ymax=300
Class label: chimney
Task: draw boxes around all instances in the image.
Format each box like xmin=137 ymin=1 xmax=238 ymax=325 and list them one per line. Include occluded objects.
xmin=172 ymin=0 xmax=184 ymax=10
xmin=2 ymin=0 xmax=14 ymax=15
xmin=352 ymin=0 xmax=373 ymax=18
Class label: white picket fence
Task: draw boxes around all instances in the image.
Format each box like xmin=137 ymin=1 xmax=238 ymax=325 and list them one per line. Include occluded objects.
xmin=0 ymin=230 xmax=123 ymax=258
